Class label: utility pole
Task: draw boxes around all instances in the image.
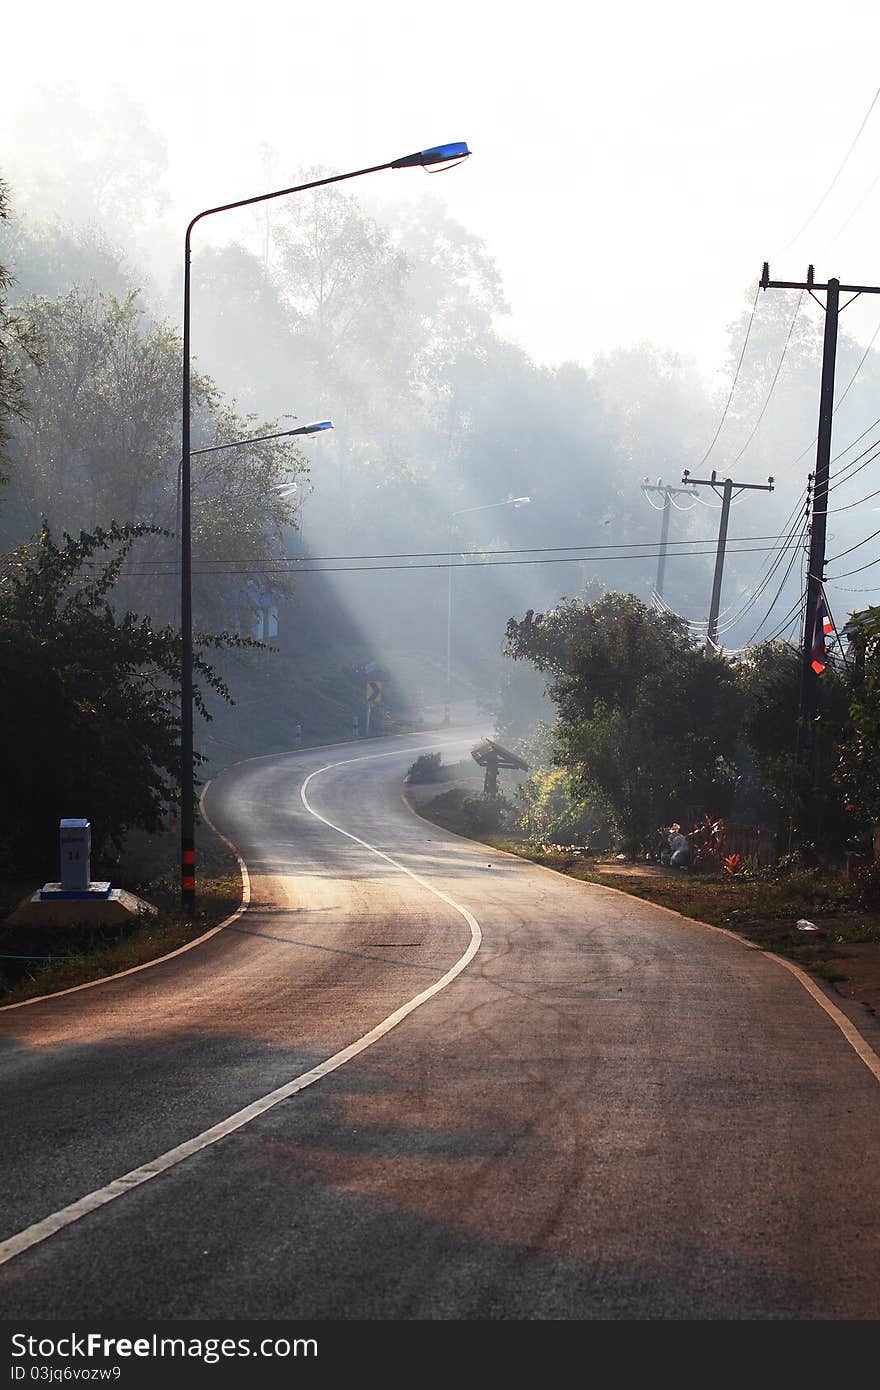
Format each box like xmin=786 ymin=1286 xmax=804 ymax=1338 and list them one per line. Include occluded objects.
xmin=640 ymin=479 xmax=692 ymax=600
xmin=760 ymin=263 xmax=880 ymax=776
xmin=681 ymin=468 xmax=774 ymax=650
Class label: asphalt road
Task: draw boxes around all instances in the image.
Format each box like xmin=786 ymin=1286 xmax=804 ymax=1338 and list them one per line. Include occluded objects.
xmin=1 ymin=730 xmax=879 ymax=1319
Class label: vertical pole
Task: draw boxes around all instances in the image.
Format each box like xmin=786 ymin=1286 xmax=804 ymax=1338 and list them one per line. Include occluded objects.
xmin=445 ymin=519 xmax=454 ymax=706
xmin=656 ymin=490 xmax=671 ymax=599
xmin=798 ymin=278 xmax=840 ymax=774
xmin=180 ymin=229 xmax=195 ymax=913
xmin=706 ymin=477 xmax=734 ymax=651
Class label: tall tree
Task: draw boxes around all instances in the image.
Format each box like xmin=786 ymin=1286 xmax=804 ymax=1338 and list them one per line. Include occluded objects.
xmin=0 ymin=523 xmax=254 ymax=873
xmin=1 ymin=286 xmax=309 ymax=629
xmin=0 ymin=177 xmax=40 ymax=482
xmin=504 ymin=591 xmax=742 ymax=850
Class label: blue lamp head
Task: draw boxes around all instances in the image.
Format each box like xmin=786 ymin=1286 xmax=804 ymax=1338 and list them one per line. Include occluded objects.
xmin=391 ymin=142 xmax=471 ymax=169
xmin=290 ymin=420 xmax=334 ymax=436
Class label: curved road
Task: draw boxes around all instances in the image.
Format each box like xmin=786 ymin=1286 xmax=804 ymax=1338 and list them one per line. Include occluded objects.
xmin=1 ymin=731 xmax=879 ymax=1319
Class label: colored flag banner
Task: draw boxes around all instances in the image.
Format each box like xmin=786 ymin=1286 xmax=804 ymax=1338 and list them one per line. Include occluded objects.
xmin=811 ymin=590 xmax=834 ymax=674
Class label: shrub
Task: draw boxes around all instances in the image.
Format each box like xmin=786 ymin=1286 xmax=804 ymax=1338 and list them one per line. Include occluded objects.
xmin=517 ymin=766 xmax=605 ymax=847
xmin=406 ymin=752 xmax=444 ymax=784
xmin=422 ymin=788 xmax=513 ymax=837
xmin=850 ymin=858 xmax=880 ymax=910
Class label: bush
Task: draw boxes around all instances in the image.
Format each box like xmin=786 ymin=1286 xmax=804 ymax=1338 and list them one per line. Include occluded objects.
xmin=850 ymin=858 xmax=880 ymax=910
xmin=517 ymin=766 xmax=605 ymax=848
xmin=406 ymin=752 xmax=445 ymax=784
xmin=459 ymin=792 xmax=512 ymax=836
xmin=422 ymin=787 xmax=513 ymax=837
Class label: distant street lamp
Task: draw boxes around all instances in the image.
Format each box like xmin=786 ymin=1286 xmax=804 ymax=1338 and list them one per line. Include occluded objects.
xmin=446 ymin=496 xmax=531 ymax=714
xmin=174 ymin=420 xmax=334 ymax=625
xmin=180 ymin=144 xmax=470 ymax=908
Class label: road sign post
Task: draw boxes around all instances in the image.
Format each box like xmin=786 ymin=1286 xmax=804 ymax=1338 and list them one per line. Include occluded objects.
xmin=365 ymin=679 xmax=382 ymax=737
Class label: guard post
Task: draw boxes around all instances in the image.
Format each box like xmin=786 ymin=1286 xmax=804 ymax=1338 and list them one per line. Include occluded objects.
xmin=60 ymin=818 xmax=91 ymax=892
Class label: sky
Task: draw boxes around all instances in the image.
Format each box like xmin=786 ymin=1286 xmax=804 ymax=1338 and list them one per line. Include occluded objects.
xmin=5 ymin=0 xmax=880 ymax=379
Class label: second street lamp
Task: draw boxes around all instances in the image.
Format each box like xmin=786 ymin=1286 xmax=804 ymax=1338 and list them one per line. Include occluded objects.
xmin=180 ymin=143 xmax=470 ymax=909
xmin=174 ymin=420 xmax=333 ymax=626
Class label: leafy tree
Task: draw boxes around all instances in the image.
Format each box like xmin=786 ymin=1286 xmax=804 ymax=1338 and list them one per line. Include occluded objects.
xmin=517 ymin=766 xmax=605 ymax=848
xmin=0 ymin=522 xmax=254 ymax=873
xmin=504 ymin=591 xmax=742 ymax=851
xmin=1 ymin=286 xmax=308 ymax=629
xmin=834 ymin=608 xmax=880 ymax=847
xmin=737 ymin=640 xmax=801 ymax=821
xmin=0 ymin=177 xmax=41 ymax=481
xmin=739 ymin=638 xmax=851 ymax=852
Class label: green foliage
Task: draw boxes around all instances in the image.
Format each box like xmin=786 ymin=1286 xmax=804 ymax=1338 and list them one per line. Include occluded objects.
xmin=848 ymin=858 xmax=880 ymax=911
xmin=0 ymin=178 xmax=41 ymax=475
xmin=425 ymin=788 xmax=512 ymax=837
xmin=517 ymin=766 xmax=604 ymax=847
xmin=1 ymin=284 xmax=308 ymax=630
xmin=737 ymin=638 xmax=850 ymax=846
xmin=0 ymin=522 xmax=258 ymax=872
xmin=505 ymin=591 xmax=742 ymax=851
xmin=835 ymin=606 xmax=880 ymax=834
xmin=406 ymin=752 xmax=444 ymax=784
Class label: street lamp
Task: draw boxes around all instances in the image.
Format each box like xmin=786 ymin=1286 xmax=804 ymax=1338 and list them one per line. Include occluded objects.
xmin=445 ymin=496 xmax=531 ymax=716
xmin=193 ymin=420 xmax=334 ymax=459
xmin=174 ymin=421 xmax=334 ymax=626
xmin=180 ymin=144 xmax=470 ymax=908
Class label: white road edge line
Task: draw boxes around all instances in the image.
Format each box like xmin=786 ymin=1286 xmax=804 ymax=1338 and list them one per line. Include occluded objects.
xmin=407 ymin=807 xmax=880 ymax=1089
xmin=0 ymin=789 xmax=251 ymax=1013
xmin=0 ymin=744 xmax=482 ymax=1269
xmin=0 ymin=733 xmax=465 ymax=1013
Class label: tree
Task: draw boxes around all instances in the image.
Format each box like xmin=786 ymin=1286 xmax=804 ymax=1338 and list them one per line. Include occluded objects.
xmin=0 ymin=522 xmax=254 ymax=873
xmin=738 ymin=638 xmax=851 ymax=852
xmin=504 ymin=591 xmax=742 ymax=851
xmin=0 ymin=177 xmax=40 ymax=481
xmin=834 ymin=608 xmax=880 ymax=850
xmin=1 ymin=286 xmax=309 ymax=629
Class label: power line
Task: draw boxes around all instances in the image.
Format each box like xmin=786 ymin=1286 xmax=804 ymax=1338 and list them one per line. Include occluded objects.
xmin=713 ymin=516 xmax=809 ymax=638
xmin=827 ymin=521 xmax=880 ymax=565
xmin=761 ymin=261 xmax=880 ymax=786
xmin=820 ymin=160 xmax=880 ymax=253
xmin=657 ymin=506 xmax=808 ymax=641
xmin=679 ymin=469 xmax=775 ymax=649
xmin=739 ymin=525 xmax=809 ymax=648
xmin=694 ymin=286 xmax=761 ymax=468
xmin=726 ymin=291 xmax=805 ymax=467
xmin=775 ymin=82 xmax=880 ymax=255
xmin=825 ymin=551 xmax=880 ymax=581
xmin=654 ymin=503 xmax=808 ymax=636
xmin=90 ymin=540 xmax=809 ymax=581
xmin=75 ymin=531 xmax=814 ymax=570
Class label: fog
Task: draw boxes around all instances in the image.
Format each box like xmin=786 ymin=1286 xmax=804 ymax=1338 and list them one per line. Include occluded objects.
xmin=3 ymin=83 xmax=880 ymax=755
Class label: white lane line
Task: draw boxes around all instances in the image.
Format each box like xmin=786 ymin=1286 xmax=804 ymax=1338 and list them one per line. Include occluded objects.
xmin=0 ymin=746 xmax=482 ymax=1268
xmin=0 ymin=733 xmax=466 ymax=1013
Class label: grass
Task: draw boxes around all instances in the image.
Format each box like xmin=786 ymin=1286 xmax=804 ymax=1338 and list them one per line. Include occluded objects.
xmin=488 ymin=842 xmax=880 ymax=959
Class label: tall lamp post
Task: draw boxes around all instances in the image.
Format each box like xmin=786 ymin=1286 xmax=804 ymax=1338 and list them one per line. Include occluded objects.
xmin=174 ymin=420 xmax=333 ymax=627
xmin=446 ymin=496 xmax=530 ymax=716
xmin=180 ymin=143 xmax=470 ymax=909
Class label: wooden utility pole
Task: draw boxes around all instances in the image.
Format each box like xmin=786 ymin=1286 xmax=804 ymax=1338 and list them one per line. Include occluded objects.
xmin=680 ymin=469 xmax=774 ymax=650
xmin=760 ymin=263 xmax=880 ymax=776
xmin=641 ymin=479 xmax=693 ymax=599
